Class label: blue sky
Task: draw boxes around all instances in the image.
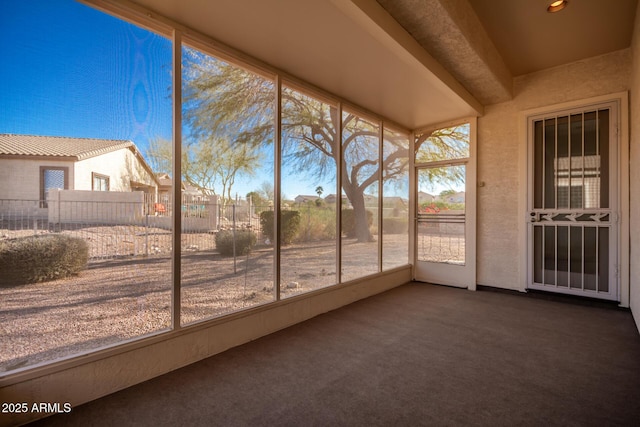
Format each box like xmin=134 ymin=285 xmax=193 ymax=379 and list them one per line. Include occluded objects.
xmin=0 ymin=0 xmax=405 ymax=200
xmin=0 ymin=0 xmax=173 ymax=150
xmin=0 ymin=0 xmax=311 ymax=199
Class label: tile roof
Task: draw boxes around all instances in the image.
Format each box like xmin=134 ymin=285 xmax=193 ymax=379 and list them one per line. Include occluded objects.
xmin=0 ymin=134 xmax=135 ymax=160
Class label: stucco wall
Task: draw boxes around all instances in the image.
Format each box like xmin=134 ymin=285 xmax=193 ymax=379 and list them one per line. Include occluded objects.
xmin=0 ymin=158 xmax=74 ymax=201
xmin=629 ymin=3 xmax=640 ymax=333
xmin=477 ymin=49 xmax=631 ymax=290
xmin=74 ymin=148 xmax=156 ymax=192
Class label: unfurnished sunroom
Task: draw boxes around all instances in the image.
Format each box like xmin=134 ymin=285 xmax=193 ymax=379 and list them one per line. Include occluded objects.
xmin=1 ymin=0 xmax=640 ymax=425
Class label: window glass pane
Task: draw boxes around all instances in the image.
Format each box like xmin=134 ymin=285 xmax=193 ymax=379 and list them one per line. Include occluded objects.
xmin=280 ymin=86 xmax=337 ymax=296
xmin=417 ymin=166 xmax=465 ymax=265
xmin=569 ymin=226 xmax=582 ymax=288
xmin=533 ymin=120 xmax=544 ymax=209
xmin=44 ymin=169 xmax=66 ymax=192
xmin=415 ymin=123 xmax=469 ymax=162
xmin=382 ymin=128 xmax=409 ymax=270
xmin=544 ymin=226 xmax=557 ymax=285
xmin=598 ymin=109 xmax=609 ymax=209
xmin=556 ymin=116 xmax=569 ymax=209
xmin=584 ymin=227 xmax=597 ymax=291
xmin=544 ymin=119 xmax=556 ymax=209
xmin=0 ymin=0 xmax=172 ymax=373
xmin=341 ymin=111 xmax=379 ymax=281
xmin=557 ymin=226 xmax=569 ymax=287
xmin=570 ymin=114 xmax=583 ymax=209
xmin=93 ymin=174 xmax=109 ymax=191
xmin=180 ymin=45 xmax=275 ymax=325
xmin=598 ymin=227 xmax=609 ymax=292
xmin=534 ymin=225 xmax=543 ymax=283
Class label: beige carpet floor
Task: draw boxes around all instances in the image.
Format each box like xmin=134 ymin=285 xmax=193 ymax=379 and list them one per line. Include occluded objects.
xmin=29 ymin=282 xmax=640 ymax=426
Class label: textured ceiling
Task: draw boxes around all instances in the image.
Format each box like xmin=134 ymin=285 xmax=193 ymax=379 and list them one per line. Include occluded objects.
xmin=376 ymin=0 xmax=513 ymax=104
xmin=94 ymin=0 xmax=638 ymax=125
xmin=377 ymin=0 xmax=638 ymax=105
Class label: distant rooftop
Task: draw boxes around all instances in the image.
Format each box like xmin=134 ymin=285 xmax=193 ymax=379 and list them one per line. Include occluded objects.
xmin=0 ymin=134 xmax=135 ymax=161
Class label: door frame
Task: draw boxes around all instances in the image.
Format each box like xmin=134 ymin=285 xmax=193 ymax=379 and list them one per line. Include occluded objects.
xmin=412 ymin=117 xmax=477 ymax=290
xmin=518 ymin=92 xmax=629 ymax=307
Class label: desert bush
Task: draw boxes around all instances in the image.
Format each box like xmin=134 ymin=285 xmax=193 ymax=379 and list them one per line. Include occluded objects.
xmin=383 ymin=217 xmax=408 ymax=234
xmin=259 ymin=210 xmax=301 ymax=245
xmin=295 ymin=206 xmax=336 ymax=242
xmin=215 ymin=230 xmax=257 ymax=256
xmin=341 ymin=209 xmax=373 ymax=238
xmin=0 ymin=234 xmax=88 ymax=286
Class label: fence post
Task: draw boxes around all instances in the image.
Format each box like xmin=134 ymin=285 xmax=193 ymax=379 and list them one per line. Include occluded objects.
xmin=57 ymin=190 xmax=61 ymax=231
xmin=145 ymin=212 xmax=149 ymax=257
xmin=307 ymin=203 xmax=311 ymax=241
xmin=32 ymin=203 xmax=37 ymax=236
xmin=232 ymin=204 xmax=237 ymax=274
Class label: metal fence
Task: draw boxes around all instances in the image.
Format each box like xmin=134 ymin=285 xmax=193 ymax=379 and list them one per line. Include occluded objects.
xmin=0 ymin=198 xmax=272 ymax=261
xmin=1 ymin=197 xmax=407 ymax=261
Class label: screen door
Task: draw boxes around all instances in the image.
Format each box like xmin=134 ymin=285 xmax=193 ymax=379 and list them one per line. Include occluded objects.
xmin=414 ymin=121 xmax=476 ymax=289
xmin=527 ymin=106 xmax=618 ymax=300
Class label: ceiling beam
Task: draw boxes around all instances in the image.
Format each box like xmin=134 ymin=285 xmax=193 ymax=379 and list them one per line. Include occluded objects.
xmin=376 ymin=0 xmax=513 ymax=105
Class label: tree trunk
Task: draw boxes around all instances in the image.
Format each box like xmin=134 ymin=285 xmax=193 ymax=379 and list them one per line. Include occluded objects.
xmin=347 ymin=188 xmax=373 ymax=243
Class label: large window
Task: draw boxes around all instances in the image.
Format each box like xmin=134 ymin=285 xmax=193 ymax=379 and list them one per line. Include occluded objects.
xmin=341 ymin=110 xmax=380 ymax=281
xmin=179 ymin=44 xmax=276 ymax=324
xmin=415 ymin=124 xmax=470 ymax=265
xmin=1 ymin=0 xmax=412 ymax=375
xmin=382 ymin=128 xmax=410 ymax=270
xmin=280 ymin=86 xmax=338 ymax=296
xmin=1 ymin=0 xmax=173 ymax=373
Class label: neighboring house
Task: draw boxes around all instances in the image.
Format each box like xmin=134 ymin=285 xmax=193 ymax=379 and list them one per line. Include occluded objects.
xmin=156 ymin=172 xmax=173 ymax=202
xmin=324 ymin=194 xmax=348 ymax=204
xmin=437 ymin=191 xmax=465 ymax=204
xmin=363 ymin=194 xmax=378 ymax=206
xmin=0 ymin=134 xmax=159 ymax=204
xmin=383 ymin=196 xmax=408 ymax=209
xmin=294 ymin=195 xmax=320 ymax=204
xmin=417 ymin=191 xmax=435 ymax=204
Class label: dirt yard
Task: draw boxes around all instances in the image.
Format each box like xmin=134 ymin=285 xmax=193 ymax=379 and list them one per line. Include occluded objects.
xmin=0 ymin=235 xmax=408 ymax=372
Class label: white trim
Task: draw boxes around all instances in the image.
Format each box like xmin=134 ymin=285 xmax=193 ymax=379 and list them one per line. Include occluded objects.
xmin=618 ymin=92 xmax=630 ymax=308
xmin=414 ymin=117 xmax=477 ymax=290
xmin=519 ymin=91 xmax=629 ymax=306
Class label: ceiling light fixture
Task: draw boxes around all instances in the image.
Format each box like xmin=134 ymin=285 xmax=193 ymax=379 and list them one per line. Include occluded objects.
xmin=547 ymin=0 xmax=568 ymax=13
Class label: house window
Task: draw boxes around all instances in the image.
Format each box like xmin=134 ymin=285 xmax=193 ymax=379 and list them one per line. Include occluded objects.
xmin=40 ymin=166 xmax=69 ymax=205
xmin=92 ymin=173 xmax=110 ymax=191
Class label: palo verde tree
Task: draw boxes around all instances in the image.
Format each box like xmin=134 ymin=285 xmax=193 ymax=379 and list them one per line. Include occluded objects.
xmin=182 ymin=48 xmax=455 ymax=242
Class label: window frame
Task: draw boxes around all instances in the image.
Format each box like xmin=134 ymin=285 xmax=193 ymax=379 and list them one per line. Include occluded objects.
xmin=40 ymin=166 xmax=69 ymax=207
xmin=92 ymin=172 xmax=110 ymax=191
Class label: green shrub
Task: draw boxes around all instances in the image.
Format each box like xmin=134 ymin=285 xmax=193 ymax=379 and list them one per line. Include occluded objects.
xmin=341 ymin=209 xmax=373 ymax=238
xmin=0 ymin=234 xmax=88 ymax=286
xmin=215 ymin=230 xmax=257 ymax=256
xmin=383 ymin=217 xmax=408 ymax=234
xmin=295 ymin=206 xmax=336 ymax=242
xmin=259 ymin=210 xmax=301 ymax=245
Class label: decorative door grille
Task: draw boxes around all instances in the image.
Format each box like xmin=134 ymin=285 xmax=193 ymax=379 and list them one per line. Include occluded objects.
xmin=529 ymin=108 xmax=616 ymax=299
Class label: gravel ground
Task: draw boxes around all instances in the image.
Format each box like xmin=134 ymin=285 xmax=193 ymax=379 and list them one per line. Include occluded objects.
xmin=0 ymin=235 xmax=409 ymax=372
